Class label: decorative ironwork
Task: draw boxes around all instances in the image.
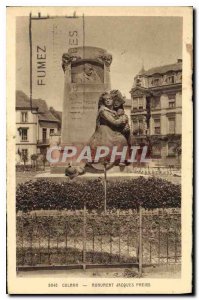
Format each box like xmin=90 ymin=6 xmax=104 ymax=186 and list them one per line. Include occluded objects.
xmin=17 ymin=208 xmax=181 ymax=271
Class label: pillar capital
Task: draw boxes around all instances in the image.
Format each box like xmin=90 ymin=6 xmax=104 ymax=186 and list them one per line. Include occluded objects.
xmin=62 ymin=46 xmax=112 ymax=73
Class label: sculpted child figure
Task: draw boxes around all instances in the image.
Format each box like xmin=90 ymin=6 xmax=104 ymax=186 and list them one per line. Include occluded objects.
xmin=89 ymin=90 xmax=130 ymax=168
xmin=65 ymin=90 xmax=131 ymax=178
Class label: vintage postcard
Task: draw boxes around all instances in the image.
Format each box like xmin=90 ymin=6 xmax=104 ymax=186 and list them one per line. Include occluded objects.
xmin=7 ymin=6 xmax=193 ymax=294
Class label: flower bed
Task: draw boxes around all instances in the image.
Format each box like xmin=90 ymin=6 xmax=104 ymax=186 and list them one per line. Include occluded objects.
xmin=16 ymin=177 xmax=181 ymax=212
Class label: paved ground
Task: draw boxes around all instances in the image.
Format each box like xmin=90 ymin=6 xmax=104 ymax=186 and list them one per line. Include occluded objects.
xmin=17 ymin=265 xmax=181 ymax=278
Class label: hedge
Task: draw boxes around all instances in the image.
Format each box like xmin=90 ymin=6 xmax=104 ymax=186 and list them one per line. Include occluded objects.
xmin=16 ymin=177 xmax=181 ymax=212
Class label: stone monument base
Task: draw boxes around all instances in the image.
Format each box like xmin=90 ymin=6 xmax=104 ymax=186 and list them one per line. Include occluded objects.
xmin=50 ymin=164 xmax=135 ymax=174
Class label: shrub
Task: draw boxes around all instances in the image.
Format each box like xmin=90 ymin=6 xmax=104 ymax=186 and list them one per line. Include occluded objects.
xmin=16 ymin=177 xmax=181 ymax=212
xmin=16 ymin=165 xmax=33 ymax=172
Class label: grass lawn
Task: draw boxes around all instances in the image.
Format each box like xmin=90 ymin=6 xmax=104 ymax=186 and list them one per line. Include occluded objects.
xmin=16 ymin=169 xmax=50 ymax=186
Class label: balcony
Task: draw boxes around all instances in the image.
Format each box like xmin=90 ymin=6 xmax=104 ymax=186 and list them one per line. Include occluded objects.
xmin=37 ymin=139 xmax=50 ymax=146
xmin=133 ymin=128 xmax=144 ymax=136
xmin=131 ymin=107 xmax=146 ymax=113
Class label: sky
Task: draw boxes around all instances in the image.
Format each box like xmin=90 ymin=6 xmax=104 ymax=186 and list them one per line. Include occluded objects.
xmin=16 ymin=16 xmax=182 ymax=111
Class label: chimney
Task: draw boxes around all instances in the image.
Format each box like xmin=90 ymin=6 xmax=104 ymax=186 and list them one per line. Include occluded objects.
xmin=177 ymin=59 xmax=182 ymax=63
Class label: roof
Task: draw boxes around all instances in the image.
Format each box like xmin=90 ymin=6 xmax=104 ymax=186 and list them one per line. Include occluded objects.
xmin=49 ymin=108 xmax=62 ymax=123
xmin=16 ymin=90 xmax=60 ymax=123
xmin=38 ymin=111 xmax=60 ymax=122
xmin=32 ymin=98 xmax=48 ymax=113
xmin=141 ymin=61 xmax=182 ymax=76
xmin=16 ymin=91 xmax=38 ymax=109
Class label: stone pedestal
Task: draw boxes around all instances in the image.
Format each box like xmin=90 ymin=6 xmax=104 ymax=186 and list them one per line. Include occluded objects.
xmin=51 ymin=46 xmax=112 ymax=173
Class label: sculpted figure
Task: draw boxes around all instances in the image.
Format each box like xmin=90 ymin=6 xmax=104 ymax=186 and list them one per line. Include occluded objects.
xmin=89 ymin=91 xmax=130 ymax=167
xmin=62 ymin=53 xmax=72 ymax=72
xmin=65 ymin=90 xmax=131 ymax=177
xmin=98 ymin=53 xmax=112 ymax=67
xmin=110 ymin=89 xmax=131 ymax=143
xmin=74 ymin=63 xmax=102 ymax=83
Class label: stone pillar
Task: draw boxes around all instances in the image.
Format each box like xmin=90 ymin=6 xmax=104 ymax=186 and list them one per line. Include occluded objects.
xmin=51 ymin=46 xmax=112 ymax=173
xmin=61 ymin=46 xmax=112 ymax=145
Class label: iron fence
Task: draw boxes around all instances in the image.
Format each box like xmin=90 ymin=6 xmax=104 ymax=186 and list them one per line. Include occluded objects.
xmin=16 ymin=207 xmax=181 ymax=275
xmin=131 ymin=166 xmax=181 ymax=176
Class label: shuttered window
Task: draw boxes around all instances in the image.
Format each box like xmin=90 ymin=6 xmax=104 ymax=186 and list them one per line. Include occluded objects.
xmin=168 ymin=118 xmax=175 ymax=134
xmin=154 ymin=119 xmax=161 ymax=134
xmin=21 ymin=128 xmax=28 ymax=141
xmin=168 ymin=142 xmax=176 ymax=156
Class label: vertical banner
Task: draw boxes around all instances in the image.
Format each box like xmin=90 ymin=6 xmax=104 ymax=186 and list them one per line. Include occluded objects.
xmin=31 ymin=16 xmax=84 ymax=103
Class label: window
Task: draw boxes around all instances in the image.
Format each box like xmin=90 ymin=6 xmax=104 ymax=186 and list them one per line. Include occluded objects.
xmin=133 ymin=98 xmax=138 ymax=110
xmin=166 ymin=75 xmax=175 ymax=84
xmin=176 ymin=72 xmax=182 ymax=82
xmin=132 ymin=119 xmax=143 ymax=135
xmin=138 ymin=119 xmax=144 ymax=134
xmin=154 ymin=119 xmax=161 ymax=134
xmin=149 ymin=78 xmax=153 ymax=86
xmin=138 ymin=119 xmax=143 ymax=129
xmin=42 ymin=128 xmax=47 ymax=141
xmin=168 ymin=117 xmax=175 ymax=134
xmin=152 ymin=78 xmax=159 ymax=86
xmin=151 ymin=97 xmax=160 ymax=109
xmin=168 ymin=142 xmax=176 ymax=157
xmin=169 ymin=100 xmax=175 ymax=108
xmin=133 ymin=97 xmax=144 ymax=110
xmin=136 ymin=78 xmax=141 ymax=86
xmin=152 ymin=144 xmax=161 ymax=157
xmin=138 ymin=98 xmax=143 ymax=109
xmin=21 ymin=128 xmax=28 ymax=141
xmin=168 ymin=95 xmax=176 ymax=108
xmin=133 ymin=120 xmax=138 ymax=130
xmin=21 ymin=112 xmax=28 ymax=123
xmin=50 ymin=129 xmax=55 ymax=135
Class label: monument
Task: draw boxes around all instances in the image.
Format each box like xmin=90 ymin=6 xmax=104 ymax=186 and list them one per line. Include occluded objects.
xmin=50 ymin=46 xmax=112 ymax=173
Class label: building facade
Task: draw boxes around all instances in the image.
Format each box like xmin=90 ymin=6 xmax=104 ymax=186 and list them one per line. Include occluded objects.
xmin=130 ymin=59 xmax=182 ymax=167
xmin=16 ymin=91 xmax=60 ymax=165
xmin=123 ymin=98 xmax=132 ymax=128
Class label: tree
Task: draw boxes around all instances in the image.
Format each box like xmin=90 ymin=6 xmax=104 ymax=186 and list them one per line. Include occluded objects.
xmin=174 ymin=140 xmax=182 ymax=166
xmin=31 ymin=154 xmax=38 ymax=171
xmin=21 ymin=151 xmax=28 ymax=172
xmin=41 ymin=148 xmax=48 ymax=171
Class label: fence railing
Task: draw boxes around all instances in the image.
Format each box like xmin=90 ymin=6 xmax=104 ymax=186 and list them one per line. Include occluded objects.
xmin=16 ymin=207 xmax=181 ymax=275
xmin=37 ymin=139 xmax=50 ymax=145
xmin=130 ymin=166 xmax=181 ymax=176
